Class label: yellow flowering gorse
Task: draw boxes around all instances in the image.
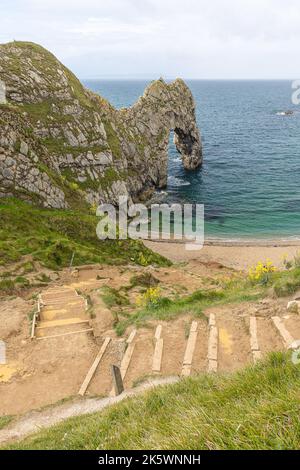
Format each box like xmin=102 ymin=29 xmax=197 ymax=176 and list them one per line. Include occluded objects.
xmin=136 ymin=287 xmax=162 ymax=308
xmin=248 ymin=259 xmax=277 ymax=284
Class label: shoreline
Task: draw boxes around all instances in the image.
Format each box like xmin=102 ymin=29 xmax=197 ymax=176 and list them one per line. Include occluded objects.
xmin=143 ymin=239 xmax=300 ymax=270
xmin=205 ymin=239 xmax=300 ymax=247
xmin=141 ymin=235 xmax=300 ymax=248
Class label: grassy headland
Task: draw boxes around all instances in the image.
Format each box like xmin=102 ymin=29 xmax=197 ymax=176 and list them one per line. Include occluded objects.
xmin=0 ymin=198 xmax=170 ymax=294
xmin=4 ymin=352 xmax=300 ymax=450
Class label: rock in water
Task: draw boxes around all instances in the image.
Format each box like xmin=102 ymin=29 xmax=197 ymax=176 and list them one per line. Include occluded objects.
xmin=0 ymin=42 xmax=202 ymax=209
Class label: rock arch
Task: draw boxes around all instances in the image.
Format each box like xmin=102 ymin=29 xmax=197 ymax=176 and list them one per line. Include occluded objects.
xmin=121 ymin=78 xmax=202 ymax=196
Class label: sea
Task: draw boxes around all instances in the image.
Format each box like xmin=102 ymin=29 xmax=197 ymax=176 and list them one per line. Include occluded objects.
xmin=83 ymin=79 xmax=300 ymax=241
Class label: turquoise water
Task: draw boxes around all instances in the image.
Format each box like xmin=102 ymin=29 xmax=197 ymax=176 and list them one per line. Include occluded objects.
xmin=83 ymin=80 xmax=300 ymax=240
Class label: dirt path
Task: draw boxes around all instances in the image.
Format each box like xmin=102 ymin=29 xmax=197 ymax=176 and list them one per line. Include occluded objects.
xmin=1 ymin=261 xmax=299 ymax=421
xmin=215 ymin=307 xmax=252 ymax=372
xmin=0 ymin=376 xmax=179 ymax=446
xmin=2 ymin=300 xmax=299 ymax=446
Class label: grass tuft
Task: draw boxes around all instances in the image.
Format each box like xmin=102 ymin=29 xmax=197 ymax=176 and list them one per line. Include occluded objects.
xmin=115 ymin=280 xmax=263 ymax=335
xmin=100 ymin=286 xmax=130 ymax=309
xmin=272 ymin=268 xmax=300 ymax=297
xmin=0 ymin=416 xmax=14 ymax=431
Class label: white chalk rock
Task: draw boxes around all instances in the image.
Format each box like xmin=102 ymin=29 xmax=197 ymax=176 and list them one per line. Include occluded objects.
xmin=288 ymin=340 xmax=300 ymax=351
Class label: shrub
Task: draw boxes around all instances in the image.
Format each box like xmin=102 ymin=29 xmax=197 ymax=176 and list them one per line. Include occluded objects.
xmin=248 ymin=259 xmax=277 ymax=285
xmin=273 ymin=268 xmax=300 ymax=297
xmin=130 ymin=272 xmax=159 ymax=289
xmin=0 ymin=279 xmax=15 ymax=293
xmin=293 ymin=251 xmax=300 ymax=268
xmin=136 ymin=287 xmax=166 ymax=309
xmin=100 ymin=286 xmax=130 ymax=308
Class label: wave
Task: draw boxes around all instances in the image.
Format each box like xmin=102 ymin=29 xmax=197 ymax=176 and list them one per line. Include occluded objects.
xmin=170 ymin=156 xmax=182 ymax=164
xmin=275 ymin=110 xmax=298 ymax=116
xmin=167 ymin=176 xmax=191 ymax=187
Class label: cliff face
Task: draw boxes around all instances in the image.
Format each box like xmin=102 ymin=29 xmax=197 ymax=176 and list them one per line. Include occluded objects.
xmin=0 ymin=42 xmax=202 ymax=209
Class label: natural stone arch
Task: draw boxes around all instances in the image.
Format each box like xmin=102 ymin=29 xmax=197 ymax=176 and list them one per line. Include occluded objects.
xmin=173 ymin=126 xmax=201 ymax=170
xmin=122 ymin=78 xmax=202 ymax=196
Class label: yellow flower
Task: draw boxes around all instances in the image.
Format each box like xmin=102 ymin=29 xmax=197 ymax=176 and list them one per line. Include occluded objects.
xmin=136 ymin=287 xmax=161 ymax=308
xmin=248 ymin=259 xmax=276 ymax=284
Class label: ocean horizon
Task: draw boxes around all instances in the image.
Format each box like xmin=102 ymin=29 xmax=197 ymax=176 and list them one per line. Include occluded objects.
xmin=83 ymin=79 xmax=300 ymax=241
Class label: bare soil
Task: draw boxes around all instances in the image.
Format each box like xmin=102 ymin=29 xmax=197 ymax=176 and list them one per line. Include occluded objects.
xmin=0 ymin=251 xmax=299 ymax=419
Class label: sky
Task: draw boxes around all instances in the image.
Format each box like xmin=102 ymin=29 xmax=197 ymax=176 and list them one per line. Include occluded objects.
xmin=1 ymin=0 xmax=300 ymax=79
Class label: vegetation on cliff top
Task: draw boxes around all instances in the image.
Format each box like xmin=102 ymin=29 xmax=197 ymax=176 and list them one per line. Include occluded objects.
xmin=0 ymin=198 xmax=170 ymax=273
xmin=114 ymin=273 xmax=263 ymax=335
xmin=112 ymin=257 xmax=300 ymax=335
xmin=4 ymin=41 xmax=94 ymax=110
xmin=5 ymin=352 xmax=300 ymax=450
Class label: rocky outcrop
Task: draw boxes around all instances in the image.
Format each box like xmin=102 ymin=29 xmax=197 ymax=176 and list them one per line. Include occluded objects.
xmin=0 ymin=80 xmax=6 ymax=104
xmin=0 ymin=42 xmax=202 ymax=209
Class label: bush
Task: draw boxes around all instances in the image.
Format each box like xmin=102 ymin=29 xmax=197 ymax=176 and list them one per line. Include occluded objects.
xmin=14 ymin=276 xmax=30 ymax=287
xmin=136 ymin=287 xmax=169 ymax=309
xmin=100 ymin=286 xmax=130 ymax=308
xmin=130 ymin=272 xmax=160 ymax=288
xmin=273 ymin=269 xmax=300 ymax=297
xmin=0 ymin=279 xmax=15 ymax=293
xmin=248 ymin=260 xmax=277 ymax=285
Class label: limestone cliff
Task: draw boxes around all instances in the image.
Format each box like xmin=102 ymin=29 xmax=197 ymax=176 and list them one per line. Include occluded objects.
xmin=0 ymin=42 xmax=202 ymax=209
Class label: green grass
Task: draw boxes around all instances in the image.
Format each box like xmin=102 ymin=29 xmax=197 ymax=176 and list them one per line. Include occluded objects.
xmin=0 ymin=416 xmax=13 ymax=431
xmin=100 ymin=286 xmax=130 ymax=309
xmin=0 ymin=198 xmax=170 ymax=271
xmin=35 ymin=273 xmax=51 ymax=284
xmin=19 ymin=261 xmax=35 ymax=274
xmin=4 ymin=352 xmax=300 ymax=450
xmin=115 ymin=279 xmax=264 ymax=335
xmin=5 ymin=41 xmax=94 ymax=111
xmin=0 ymin=274 xmax=48 ymax=295
xmin=0 ymin=279 xmax=15 ymax=294
xmin=102 ymin=119 xmax=121 ymax=159
xmin=272 ymin=268 xmax=300 ymax=297
xmin=115 ymin=266 xmax=300 ymax=335
xmin=22 ymin=102 xmax=53 ymax=122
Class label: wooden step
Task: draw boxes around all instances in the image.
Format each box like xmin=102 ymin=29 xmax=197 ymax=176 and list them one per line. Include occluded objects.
xmin=41 ymin=301 xmax=85 ymax=308
xmin=272 ymin=316 xmax=294 ymax=348
xmin=41 ymin=296 xmax=82 ymax=302
xmin=249 ymin=317 xmax=262 ymax=363
xmin=36 ymin=328 xmax=93 ymax=340
xmin=182 ymin=321 xmax=198 ymax=377
xmin=78 ymin=337 xmax=111 ymax=396
xmin=36 ymin=318 xmax=89 ymax=330
xmin=41 ymin=291 xmax=78 ymax=299
xmin=152 ymin=326 xmax=164 ymax=373
xmin=207 ymin=314 xmax=218 ymax=373
xmin=110 ymin=330 xmax=137 ymax=396
xmin=120 ymin=330 xmax=137 ymax=379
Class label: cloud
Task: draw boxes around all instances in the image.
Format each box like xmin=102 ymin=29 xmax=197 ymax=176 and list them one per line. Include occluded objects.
xmin=1 ymin=0 xmax=300 ymax=78
xmin=66 ymin=17 xmax=163 ymax=36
